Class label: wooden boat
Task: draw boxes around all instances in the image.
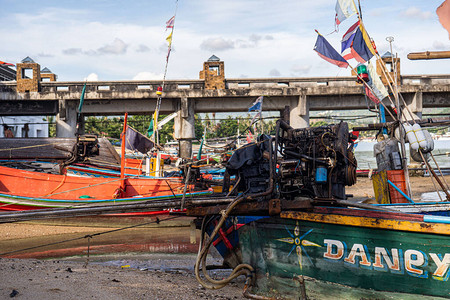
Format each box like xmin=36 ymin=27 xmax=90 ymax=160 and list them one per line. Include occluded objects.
xmin=0 ymin=165 xmax=205 ymax=211
xmin=238 ymin=207 xmax=450 ymax=299
xmin=188 ymin=115 xmax=450 ymax=299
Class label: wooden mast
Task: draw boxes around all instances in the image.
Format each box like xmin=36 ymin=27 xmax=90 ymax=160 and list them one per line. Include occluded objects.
xmin=407 ymin=51 xmax=450 ymax=60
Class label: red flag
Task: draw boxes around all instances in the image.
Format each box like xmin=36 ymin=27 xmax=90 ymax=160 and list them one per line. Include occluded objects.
xmin=437 ymin=0 xmax=450 ymax=39
xmin=365 ymin=86 xmax=380 ymax=104
xmin=0 ymin=60 xmax=15 ymax=67
xmin=246 ymin=130 xmax=253 ymax=143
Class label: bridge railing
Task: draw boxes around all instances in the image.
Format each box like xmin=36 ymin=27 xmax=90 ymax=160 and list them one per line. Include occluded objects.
xmin=1 ymin=74 xmax=450 ymax=94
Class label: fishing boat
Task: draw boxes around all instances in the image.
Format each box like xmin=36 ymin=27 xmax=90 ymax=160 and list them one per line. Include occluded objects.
xmin=186 ymin=115 xmax=450 ymax=299
xmin=0 ymin=163 xmax=209 ymax=211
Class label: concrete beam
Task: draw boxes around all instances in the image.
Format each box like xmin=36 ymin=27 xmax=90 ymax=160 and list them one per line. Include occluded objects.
xmin=56 ymin=100 xmax=77 ymax=137
xmin=290 ymin=94 xmax=309 ymax=128
xmin=174 ymin=97 xmax=195 ymax=159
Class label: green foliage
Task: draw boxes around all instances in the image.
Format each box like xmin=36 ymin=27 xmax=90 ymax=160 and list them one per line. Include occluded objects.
xmin=45 ymin=116 xmax=56 ymax=137
xmin=311 ymin=120 xmax=329 ymax=127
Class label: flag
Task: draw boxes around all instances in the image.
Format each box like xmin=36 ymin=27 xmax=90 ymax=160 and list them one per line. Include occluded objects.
xmin=147 ymin=111 xmax=158 ymax=137
xmin=78 ymin=82 xmax=87 ymax=113
xmin=351 ymin=24 xmax=376 ymax=63
xmin=248 ymin=96 xmax=263 ymax=112
xmin=251 ymin=111 xmax=261 ymax=124
xmin=335 ymin=0 xmax=357 ymax=25
xmin=437 ymin=0 xmax=450 ymax=39
xmin=364 ymin=85 xmax=380 ymax=104
xmin=166 ymin=46 xmax=172 ymax=62
xmin=0 ymin=60 xmax=15 ymax=66
xmin=246 ymin=130 xmax=253 ymax=143
xmin=126 ymin=126 xmax=154 ymax=154
xmin=367 ymin=59 xmax=388 ymax=102
xmin=314 ymin=33 xmax=349 ymax=68
xmin=166 ymin=32 xmax=173 ymax=45
xmin=341 ymin=20 xmax=360 ymax=59
xmin=197 ymin=127 xmax=206 ymax=160
xmin=166 ymin=16 xmax=175 ymax=29
xmin=340 ymin=22 xmax=376 ymax=63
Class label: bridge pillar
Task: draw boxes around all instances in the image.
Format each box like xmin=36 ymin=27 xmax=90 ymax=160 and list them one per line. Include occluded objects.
xmin=405 ymin=91 xmax=423 ymax=120
xmin=174 ymin=97 xmax=195 ymax=159
xmin=56 ymin=100 xmax=78 ymax=137
xmin=289 ymin=94 xmax=309 ymax=128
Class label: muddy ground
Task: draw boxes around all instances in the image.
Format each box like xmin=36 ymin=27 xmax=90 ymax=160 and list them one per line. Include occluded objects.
xmin=0 ymin=175 xmax=449 ymax=299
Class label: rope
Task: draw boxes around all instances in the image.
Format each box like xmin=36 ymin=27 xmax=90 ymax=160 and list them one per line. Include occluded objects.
xmin=0 ymin=142 xmax=62 ymax=152
xmin=43 ymin=173 xmax=67 ymax=197
xmin=0 ymin=215 xmax=181 ymax=257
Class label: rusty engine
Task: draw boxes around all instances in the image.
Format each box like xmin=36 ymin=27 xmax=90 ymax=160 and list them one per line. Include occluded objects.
xmin=224 ymin=120 xmax=357 ymax=200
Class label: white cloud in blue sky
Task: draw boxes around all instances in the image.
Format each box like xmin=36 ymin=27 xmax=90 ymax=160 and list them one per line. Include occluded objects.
xmin=0 ymin=0 xmax=449 ymax=81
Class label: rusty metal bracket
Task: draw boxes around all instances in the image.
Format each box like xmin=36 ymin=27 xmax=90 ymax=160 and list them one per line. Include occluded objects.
xmin=268 ymin=199 xmax=281 ymax=216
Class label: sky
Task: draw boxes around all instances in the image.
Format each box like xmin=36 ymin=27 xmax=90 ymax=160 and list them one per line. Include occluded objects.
xmin=1 ymin=0 xmax=449 ymax=82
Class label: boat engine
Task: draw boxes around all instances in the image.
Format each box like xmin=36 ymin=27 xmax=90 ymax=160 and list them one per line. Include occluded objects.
xmin=223 ymin=120 xmax=356 ymax=201
xmin=276 ymin=120 xmax=356 ymax=200
xmin=75 ymin=134 xmax=100 ymax=159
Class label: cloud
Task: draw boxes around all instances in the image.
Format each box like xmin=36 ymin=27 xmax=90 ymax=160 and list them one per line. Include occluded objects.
xmin=37 ymin=52 xmax=54 ymax=58
xmin=62 ymin=39 xmax=129 ymax=56
xmin=432 ymin=40 xmax=449 ymax=50
xmin=132 ymin=72 xmax=163 ymax=80
xmin=269 ymin=69 xmax=281 ymax=77
xmin=291 ymin=65 xmax=312 ymax=75
xmin=400 ymin=7 xmax=433 ymax=20
xmin=63 ymin=48 xmax=83 ymax=55
xmin=97 ymin=38 xmax=128 ymax=55
xmin=84 ymin=73 xmax=99 ymax=81
xmin=200 ymin=37 xmax=235 ymax=51
xmin=136 ymin=44 xmax=151 ymax=53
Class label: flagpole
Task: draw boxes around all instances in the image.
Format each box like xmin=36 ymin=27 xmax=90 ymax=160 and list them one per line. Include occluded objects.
xmin=315 ymin=30 xmax=397 ymax=121
xmin=120 ymin=112 xmax=128 ymax=196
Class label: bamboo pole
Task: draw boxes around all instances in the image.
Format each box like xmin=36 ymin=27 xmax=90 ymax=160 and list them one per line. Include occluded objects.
xmin=407 ymin=51 xmax=450 ymax=60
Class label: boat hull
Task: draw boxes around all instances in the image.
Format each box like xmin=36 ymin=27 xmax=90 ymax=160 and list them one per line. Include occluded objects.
xmin=239 ymin=212 xmax=450 ymax=299
xmin=0 ymin=165 xmax=186 ymax=201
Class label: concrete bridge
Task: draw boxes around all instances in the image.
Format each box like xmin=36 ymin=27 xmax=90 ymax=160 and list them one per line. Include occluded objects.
xmin=1 ymin=74 xmax=450 ymax=157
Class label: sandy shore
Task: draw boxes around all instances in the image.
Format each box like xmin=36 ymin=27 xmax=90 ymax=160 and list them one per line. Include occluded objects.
xmin=0 ymin=175 xmax=449 ymax=299
xmin=0 ymin=256 xmax=244 ymax=300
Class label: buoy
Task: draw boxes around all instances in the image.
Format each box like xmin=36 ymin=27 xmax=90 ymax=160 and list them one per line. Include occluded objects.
xmin=412 ymin=123 xmax=427 ymax=149
xmin=403 ymin=123 xmax=419 ymax=150
xmin=421 ymin=130 xmax=434 ymax=153
xmin=394 ymin=125 xmax=407 ymax=142
xmin=156 ymin=86 xmax=163 ymax=96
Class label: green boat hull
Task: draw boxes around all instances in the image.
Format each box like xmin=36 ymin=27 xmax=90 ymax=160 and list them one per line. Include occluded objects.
xmin=240 ymin=217 xmax=450 ymax=299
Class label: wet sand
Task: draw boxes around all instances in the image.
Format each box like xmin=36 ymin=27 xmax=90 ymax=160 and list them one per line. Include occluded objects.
xmin=0 ymin=175 xmax=449 ymax=299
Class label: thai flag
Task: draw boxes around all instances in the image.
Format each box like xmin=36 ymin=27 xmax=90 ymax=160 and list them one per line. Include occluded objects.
xmin=341 ymin=21 xmax=360 ymax=60
xmin=248 ymin=96 xmax=263 ymax=112
xmin=166 ymin=16 xmax=175 ymax=29
xmin=314 ymin=33 xmax=349 ymax=68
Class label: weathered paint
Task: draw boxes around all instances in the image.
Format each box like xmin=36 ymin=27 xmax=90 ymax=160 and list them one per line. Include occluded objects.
xmin=280 ymin=211 xmax=450 ymax=235
xmin=239 ymin=217 xmax=450 ymax=299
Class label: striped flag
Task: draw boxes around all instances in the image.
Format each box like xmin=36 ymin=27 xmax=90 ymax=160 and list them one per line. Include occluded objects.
xmin=341 ymin=20 xmax=360 ymax=60
xmin=166 ymin=16 xmax=175 ymax=29
xmin=340 ymin=22 xmax=376 ymax=63
xmin=248 ymin=96 xmax=263 ymax=112
xmin=314 ymin=33 xmax=349 ymax=68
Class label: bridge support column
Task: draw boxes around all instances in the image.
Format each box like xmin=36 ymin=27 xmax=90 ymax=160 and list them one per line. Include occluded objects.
xmin=56 ymin=100 xmax=78 ymax=137
xmin=405 ymin=91 xmax=423 ymax=120
xmin=174 ymin=97 xmax=195 ymax=159
xmin=290 ymin=94 xmax=309 ymax=128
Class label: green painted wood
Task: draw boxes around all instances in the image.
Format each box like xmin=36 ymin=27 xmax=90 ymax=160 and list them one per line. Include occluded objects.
xmin=240 ymin=218 xmax=450 ymax=299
